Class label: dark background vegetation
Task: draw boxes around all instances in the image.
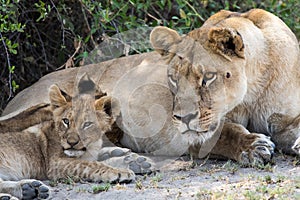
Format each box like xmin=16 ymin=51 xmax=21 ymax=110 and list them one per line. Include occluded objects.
xmin=1 ymin=0 xmax=300 ymax=114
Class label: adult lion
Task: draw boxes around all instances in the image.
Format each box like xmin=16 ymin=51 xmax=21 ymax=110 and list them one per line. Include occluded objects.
xmin=3 ymin=9 xmax=298 ymax=166
xmin=149 ymin=9 xmax=300 ymax=158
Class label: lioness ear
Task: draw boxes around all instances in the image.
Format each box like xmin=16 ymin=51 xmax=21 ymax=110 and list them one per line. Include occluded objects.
xmin=207 ymin=27 xmax=244 ymax=60
xmin=49 ymin=84 xmax=71 ymax=107
xmin=95 ymin=96 xmax=113 ymax=116
xmin=150 ymin=26 xmax=181 ymax=55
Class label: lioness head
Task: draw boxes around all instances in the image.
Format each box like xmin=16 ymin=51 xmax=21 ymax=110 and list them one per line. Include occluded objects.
xmin=49 ymin=74 xmax=114 ymax=157
xmin=150 ymin=26 xmax=247 ymax=144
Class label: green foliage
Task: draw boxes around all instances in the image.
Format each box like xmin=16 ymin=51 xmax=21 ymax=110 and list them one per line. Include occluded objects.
xmin=91 ymin=183 xmax=110 ymax=193
xmin=0 ymin=0 xmax=25 ymax=33
xmin=0 ymin=0 xmax=25 ymax=97
xmin=0 ymin=0 xmax=300 ymax=112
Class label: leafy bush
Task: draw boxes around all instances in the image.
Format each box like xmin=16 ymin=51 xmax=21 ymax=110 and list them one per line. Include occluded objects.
xmin=0 ymin=0 xmax=299 ymax=113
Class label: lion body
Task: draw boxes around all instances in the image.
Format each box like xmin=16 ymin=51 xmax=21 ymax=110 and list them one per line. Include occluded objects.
xmin=0 ymin=78 xmax=134 ymax=199
xmin=2 ymin=9 xmax=299 ymax=165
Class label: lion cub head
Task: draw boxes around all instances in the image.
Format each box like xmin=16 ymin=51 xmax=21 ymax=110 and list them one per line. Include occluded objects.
xmin=48 ymin=74 xmax=114 ymax=158
xmin=150 ymin=26 xmax=247 ymax=145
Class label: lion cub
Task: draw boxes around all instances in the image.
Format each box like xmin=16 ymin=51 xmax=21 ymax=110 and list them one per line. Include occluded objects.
xmin=0 ymin=75 xmax=135 ymax=200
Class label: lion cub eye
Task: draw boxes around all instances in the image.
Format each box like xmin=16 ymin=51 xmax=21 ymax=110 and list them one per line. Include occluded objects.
xmin=83 ymin=121 xmax=93 ymax=130
xmin=168 ymin=75 xmax=178 ymax=89
xmin=62 ymin=118 xmax=70 ymax=128
xmin=202 ymin=72 xmax=217 ymax=87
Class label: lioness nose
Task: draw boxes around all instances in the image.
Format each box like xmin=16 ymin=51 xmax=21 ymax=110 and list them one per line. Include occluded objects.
xmin=173 ymin=112 xmax=198 ymax=124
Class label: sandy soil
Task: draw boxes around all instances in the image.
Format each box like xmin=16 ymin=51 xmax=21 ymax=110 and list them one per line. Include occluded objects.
xmin=45 ymin=154 xmax=300 ymax=200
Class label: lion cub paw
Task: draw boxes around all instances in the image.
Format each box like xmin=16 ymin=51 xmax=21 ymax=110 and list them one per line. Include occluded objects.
xmin=0 ymin=194 xmax=19 ymax=200
xmin=239 ymin=133 xmax=275 ymax=166
xmin=292 ymin=137 xmax=300 ymax=155
xmin=98 ymin=147 xmax=157 ymax=174
xmin=20 ymin=180 xmax=50 ymax=200
xmin=101 ymin=167 xmax=135 ymax=183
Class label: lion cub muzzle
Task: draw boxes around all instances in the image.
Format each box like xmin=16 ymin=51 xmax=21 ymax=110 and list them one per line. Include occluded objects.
xmin=62 ymin=133 xmax=87 ymax=158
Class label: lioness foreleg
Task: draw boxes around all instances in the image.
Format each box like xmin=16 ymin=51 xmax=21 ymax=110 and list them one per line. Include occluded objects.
xmin=210 ymin=122 xmax=275 ymax=166
xmin=97 ymin=147 xmax=156 ymax=174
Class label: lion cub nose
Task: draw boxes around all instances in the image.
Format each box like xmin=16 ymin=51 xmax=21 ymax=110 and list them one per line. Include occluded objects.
xmin=67 ymin=135 xmax=79 ymax=147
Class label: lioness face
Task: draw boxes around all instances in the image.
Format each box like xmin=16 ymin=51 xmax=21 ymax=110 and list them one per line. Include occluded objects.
xmin=49 ymin=76 xmax=114 ymax=158
xmin=151 ymin=27 xmax=247 ymax=143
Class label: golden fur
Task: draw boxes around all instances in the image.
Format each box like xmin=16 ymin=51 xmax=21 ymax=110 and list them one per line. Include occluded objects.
xmin=2 ymin=9 xmax=298 ymax=168
xmin=150 ymin=9 xmax=300 ymax=160
xmin=0 ymin=76 xmax=134 ymax=200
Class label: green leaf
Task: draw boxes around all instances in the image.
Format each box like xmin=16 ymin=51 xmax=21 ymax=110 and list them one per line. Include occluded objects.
xmin=9 ymin=65 xmax=15 ymax=73
xmin=179 ymin=9 xmax=186 ymax=19
xmin=83 ymin=51 xmax=88 ymax=58
xmin=12 ymin=80 xmax=19 ymax=92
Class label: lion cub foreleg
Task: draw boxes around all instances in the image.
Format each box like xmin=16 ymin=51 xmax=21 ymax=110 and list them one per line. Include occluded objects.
xmin=0 ymin=132 xmax=50 ymax=200
xmin=0 ymin=179 xmax=50 ymax=200
xmin=47 ymin=157 xmax=135 ymax=183
xmin=210 ymin=122 xmax=275 ymax=166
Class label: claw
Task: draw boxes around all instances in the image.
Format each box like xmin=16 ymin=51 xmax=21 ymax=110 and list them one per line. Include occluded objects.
xmin=239 ymin=133 xmax=275 ymax=167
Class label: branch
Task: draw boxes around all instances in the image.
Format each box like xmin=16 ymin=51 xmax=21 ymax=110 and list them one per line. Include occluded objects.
xmin=0 ymin=31 xmax=14 ymax=100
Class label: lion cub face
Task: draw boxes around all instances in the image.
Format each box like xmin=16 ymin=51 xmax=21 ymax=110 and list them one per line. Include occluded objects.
xmin=150 ymin=26 xmax=247 ymax=144
xmin=49 ymin=75 xmax=114 ymax=158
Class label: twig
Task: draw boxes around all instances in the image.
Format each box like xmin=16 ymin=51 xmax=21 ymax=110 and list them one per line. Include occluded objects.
xmin=56 ymin=40 xmax=82 ymax=70
xmin=79 ymin=0 xmax=97 ymax=46
xmin=0 ymin=31 xmax=14 ymax=100
xmin=150 ymin=5 xmax=166 ymax=22
xmin=183 ymin=0 xmax=205 ymax=23
xmin=146 ymin=12 xmax=162 ymax=24
xmin=50 ymin=0 xmax=66 ymax=47
xmin=30 ymin=21 xmax=51 ymax=70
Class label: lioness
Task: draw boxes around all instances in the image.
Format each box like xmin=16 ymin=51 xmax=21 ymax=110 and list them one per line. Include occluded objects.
xmin=149 ymin=9 xmax=300 ymax=159
xmin=4 ymin=9 xmax=298 ymax=166
xmin=0 ymin=75 xmax=135 ymax=200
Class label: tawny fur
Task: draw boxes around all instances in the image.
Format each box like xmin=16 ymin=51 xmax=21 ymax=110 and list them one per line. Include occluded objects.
xmin=2 ymin=9 xmax=299 ymax=165
xmin=0 ymin=79 xmax=134 ymax=199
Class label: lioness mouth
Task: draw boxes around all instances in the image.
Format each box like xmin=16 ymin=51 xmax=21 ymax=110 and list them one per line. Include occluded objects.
xmin=181 ymin=129 xmax=207 ymax=135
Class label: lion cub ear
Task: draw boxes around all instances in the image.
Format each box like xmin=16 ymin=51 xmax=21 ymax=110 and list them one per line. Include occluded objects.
xmin=49 ymin=84 xmax=71 ymax=107
xmin=207 ymin=27 xmax=244 ymax=60
xmin=150 ymin=26 xmax=181 ymax=55
xmin=95 ymin=96 xmax=113 ymax=116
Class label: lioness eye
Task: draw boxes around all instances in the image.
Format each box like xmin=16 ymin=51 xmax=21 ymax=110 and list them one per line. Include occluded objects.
xmin=226 ymin=72 xmax=231 ymax=78
xmin=62 ymin=118 xmax=69 ymax=127
xmin=83 ymin=121 xmax=93 ymax=130
xmin=202 ymin=72 xmax=217 ymax=87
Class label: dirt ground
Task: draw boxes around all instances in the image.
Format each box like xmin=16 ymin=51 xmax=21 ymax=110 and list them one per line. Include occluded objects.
xmin=46 ymin=154 xmax=300 ymax=200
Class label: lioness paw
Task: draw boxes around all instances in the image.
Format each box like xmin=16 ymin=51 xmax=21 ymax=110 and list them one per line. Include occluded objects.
xmin=238 ymin=133 xmax=275 ymax=166
xmin=98 ymin=147 xmax=157 ymax=174
xmin=20 ymin=180 xmax=50 ymax=200
xmin=292 ymin=137 xmax=300 ymax=155
xmin=0 ymin=194 xmax=19 ymax=200
xmin=98 ymin=147 xmax=131 ymax=161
